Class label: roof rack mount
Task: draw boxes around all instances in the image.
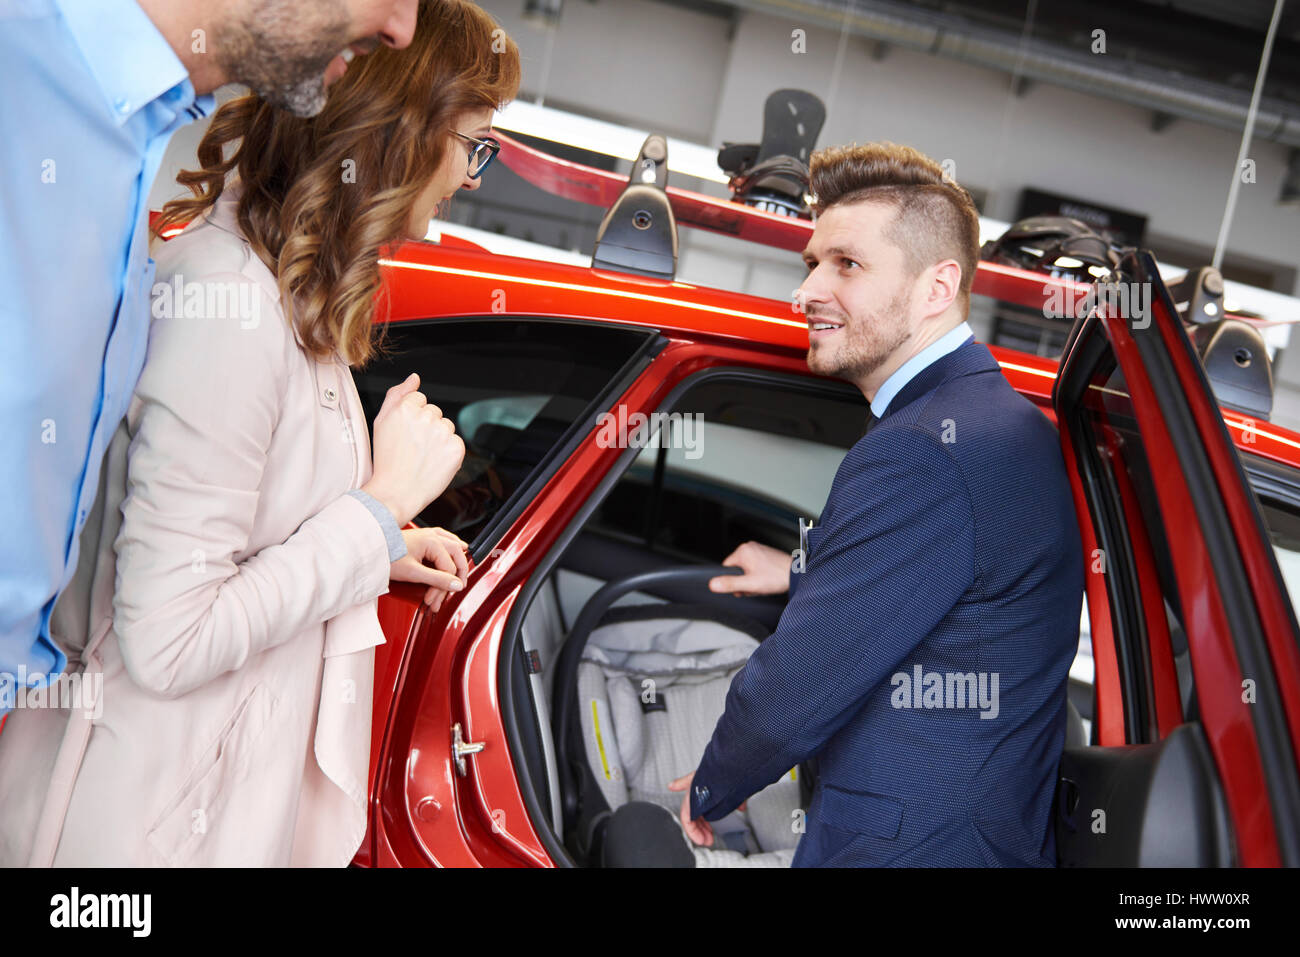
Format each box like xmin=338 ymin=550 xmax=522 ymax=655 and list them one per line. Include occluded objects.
xmin=590 ymin=135 xmax=677 ymax=281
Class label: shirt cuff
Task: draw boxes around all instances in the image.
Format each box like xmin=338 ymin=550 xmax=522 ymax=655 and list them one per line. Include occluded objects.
xmin=346 ymin=489 xmax=408 ymax=562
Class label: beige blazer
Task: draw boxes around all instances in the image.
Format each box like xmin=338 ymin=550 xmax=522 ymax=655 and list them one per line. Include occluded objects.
xmin=0 ymin=189 xmax=393 ymax=866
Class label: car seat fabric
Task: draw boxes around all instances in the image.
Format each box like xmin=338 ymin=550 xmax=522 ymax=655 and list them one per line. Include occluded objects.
xmin=575 ymin=605 xmax=802 ymax=866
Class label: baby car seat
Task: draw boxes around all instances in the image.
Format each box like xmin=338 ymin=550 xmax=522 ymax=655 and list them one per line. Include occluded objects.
xmin=552 ymin=567 xmax=806 ymax=867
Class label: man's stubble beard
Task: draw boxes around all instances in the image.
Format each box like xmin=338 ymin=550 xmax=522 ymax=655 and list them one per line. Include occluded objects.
xmin=807 ymin=284 xmax=915 ymax=384
xmin=213 ymin=0 xmax=353 ymax=118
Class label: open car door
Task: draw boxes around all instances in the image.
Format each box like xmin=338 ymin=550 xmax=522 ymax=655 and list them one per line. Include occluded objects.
xmin=1052 ymin=248 xmax=1300 ymax=866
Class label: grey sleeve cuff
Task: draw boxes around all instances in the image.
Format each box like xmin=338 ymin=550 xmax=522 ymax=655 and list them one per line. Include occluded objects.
xmin=346 ymin=489 xmax=408 ymax=562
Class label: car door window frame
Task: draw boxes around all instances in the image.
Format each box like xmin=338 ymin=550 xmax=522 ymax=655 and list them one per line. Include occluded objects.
xmin=1054 ymin=249 xmax=1300 ymax=865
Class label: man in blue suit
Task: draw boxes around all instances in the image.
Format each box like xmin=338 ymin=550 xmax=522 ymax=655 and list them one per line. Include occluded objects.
xmin=669 ymin=142 xmax=1084 ymax=866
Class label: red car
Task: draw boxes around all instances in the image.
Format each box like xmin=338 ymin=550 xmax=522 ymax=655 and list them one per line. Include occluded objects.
xmin=205 ymin=135 xmax=1300 ymax=867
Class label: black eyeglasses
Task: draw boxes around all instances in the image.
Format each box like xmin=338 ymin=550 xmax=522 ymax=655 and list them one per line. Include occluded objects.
xmin=452 ymin=130 xmax=500 ymax=179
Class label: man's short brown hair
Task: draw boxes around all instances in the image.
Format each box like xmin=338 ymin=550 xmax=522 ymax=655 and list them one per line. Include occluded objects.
xmin=810 ymin=142 xmax=980 ymax=315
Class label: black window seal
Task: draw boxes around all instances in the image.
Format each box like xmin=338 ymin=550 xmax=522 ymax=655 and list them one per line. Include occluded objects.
xmin=1241 ymin=450 xmax=1300 ymax=513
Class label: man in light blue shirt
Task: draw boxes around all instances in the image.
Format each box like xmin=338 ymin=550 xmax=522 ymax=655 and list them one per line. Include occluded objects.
xmin=0 ymin=0 xmax=418 ymax=723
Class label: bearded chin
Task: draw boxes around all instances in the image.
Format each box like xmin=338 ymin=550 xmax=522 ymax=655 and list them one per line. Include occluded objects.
xmin=259 ymin=71 xmax=331 ymax=118
xmin=214 ymin=0 xmax=350 ymax=118
xmin=808 ymin=312 xmax=913 ymax=382
xmin=807 ymin=340 xmax=847 ymax=377
xmin=813 ymin=343 xmax=890 ymax=382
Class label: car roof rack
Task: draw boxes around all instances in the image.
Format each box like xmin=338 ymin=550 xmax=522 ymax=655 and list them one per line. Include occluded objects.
xmin=1170 ymin=266 xmax=1274 ymax=420
xmin=495 ymin=130 xmax=1295 ymax=345
xmin=590 ymin=134 xmax=677 ymax=280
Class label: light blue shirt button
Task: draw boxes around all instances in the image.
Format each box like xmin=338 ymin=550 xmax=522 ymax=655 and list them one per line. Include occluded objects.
xmin=113 ymin=96 xmax=130 ymax=114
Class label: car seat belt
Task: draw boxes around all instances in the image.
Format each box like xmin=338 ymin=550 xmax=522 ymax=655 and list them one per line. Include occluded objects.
xmin=709 ymin=809 xmax=762 ymax=856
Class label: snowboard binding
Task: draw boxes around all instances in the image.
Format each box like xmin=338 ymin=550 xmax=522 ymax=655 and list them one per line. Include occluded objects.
xmin=717 ymin=89 xmax=827 ymax=218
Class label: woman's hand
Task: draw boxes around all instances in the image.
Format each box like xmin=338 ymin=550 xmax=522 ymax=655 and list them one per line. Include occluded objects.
xmin=363 ymin=373 xmax=466 ymax=527
xmin=390 ymin=527 xmax=470 ymax=611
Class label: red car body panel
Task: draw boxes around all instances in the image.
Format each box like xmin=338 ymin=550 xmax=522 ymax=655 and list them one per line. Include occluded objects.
xmin=1157 ymin=315 xmax=1300 ymax=776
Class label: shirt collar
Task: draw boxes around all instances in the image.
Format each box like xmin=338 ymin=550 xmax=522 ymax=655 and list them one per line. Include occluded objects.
xmin=870 ymin=321 xmax=975 ymax=418
xmin=204 ymin=180 xmax=243 ymax=235
xmin=55 ymin=0 xmax=201 ymax=125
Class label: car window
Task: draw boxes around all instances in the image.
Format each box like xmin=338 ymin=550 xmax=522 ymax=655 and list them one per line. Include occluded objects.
xmin=354 ymin=318 xmax=655 ymax=544
xmin=587 ymin=374 xmax=870 ymax=562
xmin=1258 ymin=498 xmax=1300 ymax=613
xmin=1074 ymin=354 xmax=1192 ymax=741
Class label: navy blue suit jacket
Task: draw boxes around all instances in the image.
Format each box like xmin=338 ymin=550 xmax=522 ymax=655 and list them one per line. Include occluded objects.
xmin=690 ymin=338 xmax=1084 ymax=866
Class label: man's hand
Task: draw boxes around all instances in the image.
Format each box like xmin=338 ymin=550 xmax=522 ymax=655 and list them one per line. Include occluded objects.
xmin=389 ymin=526 xmax=469 ymax=611
xmin=709 ymin=541 xmax=792 ymax=596
xmin=668 ymin=772 xmax=713 ymax=847
xmin=668 ymin=772 xmax=747 ymax=847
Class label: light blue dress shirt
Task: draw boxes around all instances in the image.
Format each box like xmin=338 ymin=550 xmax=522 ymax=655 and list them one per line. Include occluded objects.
xmin=0 ymin=0 xmax=214 ymax=711
xmin=870 ymin=321 xmax=976 ymax=418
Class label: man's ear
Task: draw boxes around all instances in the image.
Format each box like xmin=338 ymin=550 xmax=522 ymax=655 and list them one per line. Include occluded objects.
xmin=922 ymin=259 xmax=962 ymax=318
